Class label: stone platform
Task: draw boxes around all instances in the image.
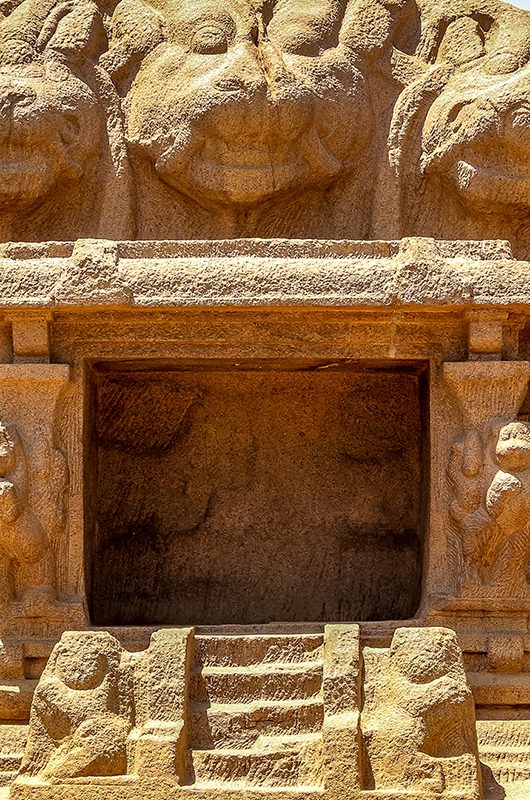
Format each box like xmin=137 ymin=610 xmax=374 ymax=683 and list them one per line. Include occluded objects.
xmin=8 ymin=626 xmax=482 ymax=800
xmin=0 ymin=238 xmax=527 ymax=800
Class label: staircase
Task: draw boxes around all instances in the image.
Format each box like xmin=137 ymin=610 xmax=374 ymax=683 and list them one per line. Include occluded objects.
xmin=186 ymin=633 xmax=326 ymax=792
xmin=0 ymin=724 xmax=27 ymax=787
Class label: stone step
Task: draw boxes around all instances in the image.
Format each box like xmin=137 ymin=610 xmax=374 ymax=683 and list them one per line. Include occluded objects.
xmin=482 ymin=760 xmax=530 ymax=785
xmin=477 ymin=719 xmax=530 ymax=750
xmin=0 ymin=724 xmax=27 ymax=754
xmin=0 ymin=723 xmax=28 ymax=789
xmin=470 ymin=673 xmax=530 ymax=705
xmin=189 ymin=733 xmax=323 ymax=788
xmin=0 ymin=683 xmax=36 ymax=721
xmin=189 ymin=698 xmax=325 ymax=749
xmin=190 ymin=663 xmax=323 ymax=705
xmin=195 ymin=635 xmax=324 ymax=668
xmin=477 ymin=720 xmax=530 ymax=784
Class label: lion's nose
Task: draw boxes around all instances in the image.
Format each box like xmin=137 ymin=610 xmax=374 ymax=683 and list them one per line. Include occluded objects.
xmin=212 ymin=37 xmax=293 ymax=103
xmin=212 ymin=41 xmax=269 ymax=98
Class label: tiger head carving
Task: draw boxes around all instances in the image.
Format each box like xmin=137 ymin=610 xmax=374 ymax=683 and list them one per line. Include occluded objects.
xmin=421 ymin=56 xmax=530 ymax=216
xmin=388 ymin=1 xmax=530 ymax=256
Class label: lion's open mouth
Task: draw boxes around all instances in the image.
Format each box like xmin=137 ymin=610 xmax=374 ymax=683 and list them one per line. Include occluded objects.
xmin=194 ymin=155 xmax=299 ymax=175
xmin=0 ymin=140 xmax=49 ymax=178
xmin=443 ymin=142 xmax=530 ymax=207
xmin=157 ymin=146 xmax=309 ymax=205
xmin=191 ymin=153 xmax=307 ymax=202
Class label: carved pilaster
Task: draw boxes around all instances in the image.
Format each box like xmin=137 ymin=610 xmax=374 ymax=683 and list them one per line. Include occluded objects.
xmin=0 ymin=365 xmax=85 ymax=635
xmin=439 ymin=361 xmax=530 ymax=612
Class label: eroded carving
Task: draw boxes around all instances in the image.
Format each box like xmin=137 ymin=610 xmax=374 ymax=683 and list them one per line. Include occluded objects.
xmin=0 ymin=0 xmax=132 ymax=242
xmin=0 ymin=422 xmax=48 ymax=571
xmin=0 ymin=366 xmax=77 ymax=629
xmin=449 ymin=421 xmax=530 ymax=599
xmin=12 ymin=626 xmax=483 ymax=800
xmin=16 ymin=628 xmax=191 ymax=787
xmin=390 ymin=0 xmax=530 ymax=256
xmin=0 ymin=0 xmax=528 ymax=244
xmin=362 ymin=627 xmax=482 ymax=798
xmin=19 ymin=631 xmax=132 ymax=780
xmin=104 ymin=0 xmax=395 ymax=239
xmin=0 ymin=420 xmax=68 ymax=619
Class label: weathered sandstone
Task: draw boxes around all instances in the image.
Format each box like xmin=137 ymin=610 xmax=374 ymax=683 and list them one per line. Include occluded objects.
xmin=0 ymin=1 xmax=526 ymax=799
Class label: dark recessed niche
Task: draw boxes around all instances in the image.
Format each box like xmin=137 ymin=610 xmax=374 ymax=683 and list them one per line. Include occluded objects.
xmin=86 ymin=360 xmax=429 ymax=626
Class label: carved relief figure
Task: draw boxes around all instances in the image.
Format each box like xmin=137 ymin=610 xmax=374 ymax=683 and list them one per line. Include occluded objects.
xmin=362 ymin=628 xmax=481 ymax=798
xmin=0 ymin=0 xmax=529 ymax=243
xmin=19 ymin=631 xmax=132 ymax=780
xmin=388 ymin=0 xmax=530 ymax=258
xmin=103 ymin=0 xmax=403 ymax=240
xmin=0 ymin=419 xmax=68 ymax=620
xmin=17 ymin=628 xmax=191 ymax=786
xmin=0 ymin=0 xmax=133 ymax=242
xmin=0 ymin=422 xmax=47 ymax=570
xmin=448 ymin=421 xmax=530 ymax=599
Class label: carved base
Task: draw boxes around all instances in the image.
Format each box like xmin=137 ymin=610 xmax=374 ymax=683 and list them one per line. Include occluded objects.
xmin=9 ymin=781 xmax=482 ymax=800
xmin=1 ymin=596 xmax=87 ymax=637
xmin=10 ymin=627 xmax=482 ymax=800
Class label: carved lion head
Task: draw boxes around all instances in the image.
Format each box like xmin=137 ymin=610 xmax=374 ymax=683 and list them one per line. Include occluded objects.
xmin=107 ymin=0 xmax=374 ymax=209
xmin=421 ymin=60 xmax=530 ymax=213
xmin=0 ymin=0 xmax=107 ymax=211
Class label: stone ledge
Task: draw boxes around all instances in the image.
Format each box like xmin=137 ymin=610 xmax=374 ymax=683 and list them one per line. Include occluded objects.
xmin=0 ymin=365 xmax=70 ymax=383
xmin=469 ymin=673 xmax=530 ymax=706
xmin=0 ymin=681 xmax=36 ymax=720
xmin=0 ymin=238 xmax=526 ymax=311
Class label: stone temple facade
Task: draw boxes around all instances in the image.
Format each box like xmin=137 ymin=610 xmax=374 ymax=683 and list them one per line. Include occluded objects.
xmin=0 ymin=0 xmax=528 ymax=798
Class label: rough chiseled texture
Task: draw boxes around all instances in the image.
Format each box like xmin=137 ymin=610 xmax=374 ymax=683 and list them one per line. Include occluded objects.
xmin=0 ymin=0 xmax=528 ymax=798
xmin=0 ymin=0 xmax=530 ymax=250
xmin=90 ymin=365 xmax=424 ymax=626
xmin=10 ymin=626 xmax=483 ymax=800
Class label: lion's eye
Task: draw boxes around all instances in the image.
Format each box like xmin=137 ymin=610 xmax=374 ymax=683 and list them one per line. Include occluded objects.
xmin=191 ymin=24 xmax=229 ymax=55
